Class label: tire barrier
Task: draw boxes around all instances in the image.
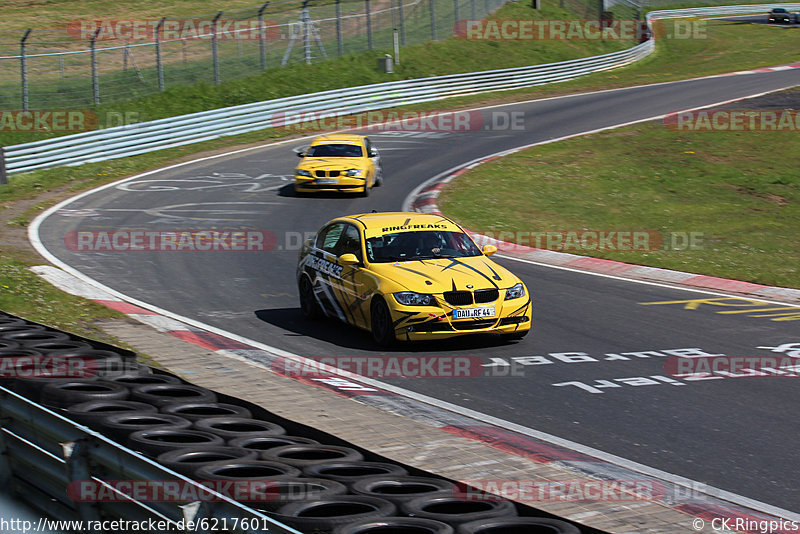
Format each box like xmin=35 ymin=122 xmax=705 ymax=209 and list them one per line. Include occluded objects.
xmin=130 ymin=383 xmax=218 ymax=406
xmin=39 ymin=379 xmax=130 ymax=408
xmin=333 ymin=516 xmax=455 ymax=534
xmin=239 ymin=477 xmax=349 ymax=512
xmin=97 ymin=412 xmax=193 ymax=441
xmin=155 ymin=446 xmax=260 ymax=476
xmin=351 ymin=476 xmax=456 ymax=506
xmin=108 ymin=372 xmax=182 ymax=387
xmin=64 ymin=399 xmax=158 ymax=425
xmin=193 ymin=459 xmax=303 ymax=481
xmin=0 ymin=309 xmax=597 ymax=534
xmin=304 ymin=462 xmax=411 ymax=489
xmin=192 ymin=416 xmax=287 ymax=440
xmin=126 ymin=426 xmax=227 ymax=455
xmin=456 ymin=517 xmax=583 ymax=534
xmin=159 ymin=401 xmax=253 ymax=421
xmin=273 ymin=495 xmax=397 ymax=533
xmin=401 ymin=496 xmax=518 ymax=527
xmin=228 ymin=435 xmax=320 ymax=459
xmin=261 ymin=444 xmax=365 ymax=468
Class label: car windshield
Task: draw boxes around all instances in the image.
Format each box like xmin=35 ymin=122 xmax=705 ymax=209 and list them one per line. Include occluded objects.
xmin=306 ymin=143 xmax=363 ymax=157
xmin=366 ymin=231 xmax=482 ymax=262
xmin=773 ymin=8 xmax=786 ymax=12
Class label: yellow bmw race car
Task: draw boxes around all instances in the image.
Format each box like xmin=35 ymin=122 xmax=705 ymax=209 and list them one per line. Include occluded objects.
xmin=294 ymin=134 xmax=383 ymax=196
xmin=296 ymin=212 xmax=531 ymax=345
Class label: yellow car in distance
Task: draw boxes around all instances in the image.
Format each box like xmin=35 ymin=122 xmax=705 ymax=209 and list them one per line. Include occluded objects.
xmin=296 ymin=212 xmax=531 ymax=346
xmin=294 ymin=134 xmax=383 ymax=196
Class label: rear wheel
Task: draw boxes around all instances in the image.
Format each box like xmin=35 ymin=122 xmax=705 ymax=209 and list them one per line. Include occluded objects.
xmin=370 ymin=298 xmax=395 ymax=347
xmin=299 ymin=276 xmax=323 ymax=319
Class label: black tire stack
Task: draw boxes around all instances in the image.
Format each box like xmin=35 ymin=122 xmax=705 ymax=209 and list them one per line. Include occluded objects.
xmin=0 ymin=311 xmax=594 ymax=534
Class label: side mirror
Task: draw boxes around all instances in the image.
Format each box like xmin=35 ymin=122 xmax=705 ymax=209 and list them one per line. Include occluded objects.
xmin=297 ymin=150 xmax=305 ymax=158
xmin=482 ymin=244 xmax=497 ymax=256
xmin=368 ymin=148 xmax=378 ymax=157
xmin=339 ymin=253 xmax=359 ymax=266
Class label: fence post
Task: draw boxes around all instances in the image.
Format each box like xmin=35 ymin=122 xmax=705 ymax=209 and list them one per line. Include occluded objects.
xmin=212 ymin=11 xmax=223 ymax=85
xmin=259 ymin=2 xmax=271 ymax=70
xmin=430 ymin=0 xmax=437 ymax=40
xmin=20 ymin=29 xmax=32 ymax=111
xmin=454 ymin=0 xmax=460 ymax=29
xmin=156 ymin=17 xmax=165 ymax=91
xmin=0 ymin=148 xmax=7 ymax=186
xmin=366 ymin=0 xmax=373 ymax=50
xmin=471 ymin=0 xmax=476 ymax=20
xmin=90 ymin=27 xmax=101 ymax=105
xmin=336 ymin=0 xmax=344 ymax=55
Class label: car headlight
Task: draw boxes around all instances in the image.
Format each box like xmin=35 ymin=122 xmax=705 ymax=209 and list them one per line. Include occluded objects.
xmin=504 ymin=283 xmax=525 ymax=300
xmin=394 ymin=292 xmax=435 ymax=306
xmin=296 ymin=169 xmax=313 ymax=177
xmin=345 ymin=169 xmax=364 ymax=177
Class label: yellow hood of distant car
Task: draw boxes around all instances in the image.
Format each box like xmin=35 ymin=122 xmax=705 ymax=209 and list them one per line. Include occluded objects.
xmin=297 ymin=157 xmax=366 ymax=171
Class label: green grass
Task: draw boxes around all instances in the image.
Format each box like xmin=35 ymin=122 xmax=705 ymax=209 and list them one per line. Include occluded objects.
xmin=438 ymin=110 xmax=800 ymax=288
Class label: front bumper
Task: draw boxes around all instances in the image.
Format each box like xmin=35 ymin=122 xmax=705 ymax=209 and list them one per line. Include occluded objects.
xmin=386 ymin=295 xmax=532 ymax=341
xmin=295 ymin=175 xmax=367 ymax=193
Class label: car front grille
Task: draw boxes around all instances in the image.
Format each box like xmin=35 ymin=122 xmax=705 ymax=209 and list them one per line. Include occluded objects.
xmin=474 ymin=289 xmax=499 ymax=303
xmin=452 ymin=319 xmax=497 ymax=331
xmin=443 ymin=291 xmax=473 ymax=306
xmin=314 ymin=170 xmax=341 ymax=177
xmin=443 ymin=289 xmax=498 ymax=306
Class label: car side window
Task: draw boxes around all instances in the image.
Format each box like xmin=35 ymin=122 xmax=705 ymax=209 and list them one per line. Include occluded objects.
xmin=316 ymin=224 xmax=345 ymax=254
xmin=335 ymin=224 xmax=362 ymax=261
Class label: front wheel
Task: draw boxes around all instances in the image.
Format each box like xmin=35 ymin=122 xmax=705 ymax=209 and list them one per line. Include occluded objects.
xmin=370 ymin=298 xmax=395 ymax=347
xmin=299 ymin=276 xmax=323 ymax=319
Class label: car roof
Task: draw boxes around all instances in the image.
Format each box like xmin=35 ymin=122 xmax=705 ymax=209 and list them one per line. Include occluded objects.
xmin=339 ymin=212 xmax=466 ymax=238
xmin=309 ymin=134 xmax=365 ymax=145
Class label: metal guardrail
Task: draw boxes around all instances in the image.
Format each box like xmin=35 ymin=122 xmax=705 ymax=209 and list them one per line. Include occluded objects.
xmin=0 ymin=385 xmax=301 ymax=533
xmin=1 ymin=4 xmax=798 ymax=183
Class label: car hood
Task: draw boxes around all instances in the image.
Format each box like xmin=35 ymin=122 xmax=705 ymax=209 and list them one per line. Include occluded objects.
xmin=297 ymin=157 xmax=366 ymax=170
xmin=368 ymin=255 xmax=521 ymax=293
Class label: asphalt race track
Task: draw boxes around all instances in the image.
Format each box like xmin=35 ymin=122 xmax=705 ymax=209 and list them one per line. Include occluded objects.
xmin=35 ymin=68 xmax=800 ymax=513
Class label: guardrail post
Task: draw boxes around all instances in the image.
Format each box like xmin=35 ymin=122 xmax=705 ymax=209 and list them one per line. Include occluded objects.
xmin=259 ymin=2 xmax=271 ymax=69
xmin=62 ymin=438 xmax=102 ymax=522
xmin=90 ymin=27 xmax=102 ymax=105
xmin=156 ymin=17 xmax=166 ymax=91
xmin=0 ymin=148 xmax=8 ymax=186
xmin=212 ymin=11 xmax=223 ymax=85
xmin=20 ymin=29 xmax=32 ymax=111
xmin=0 ymin=420 xmax=12 ymax=487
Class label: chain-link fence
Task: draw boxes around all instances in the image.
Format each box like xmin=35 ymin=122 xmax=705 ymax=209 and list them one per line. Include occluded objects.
xmin=0 ymin=0 xmax=508 ymax=110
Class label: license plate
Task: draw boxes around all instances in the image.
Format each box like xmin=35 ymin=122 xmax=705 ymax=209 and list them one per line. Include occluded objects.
xmin=453 ymin=307 xmax=495 ymax=319
xmin=315 ymin=178 xmax=338 ymax=184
